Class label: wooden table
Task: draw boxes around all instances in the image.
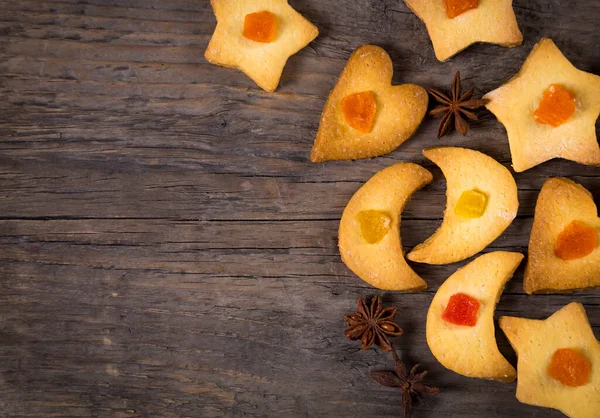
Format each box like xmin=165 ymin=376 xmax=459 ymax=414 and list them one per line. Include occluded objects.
xmin=1 ymin=0 xmax=598 ymax=416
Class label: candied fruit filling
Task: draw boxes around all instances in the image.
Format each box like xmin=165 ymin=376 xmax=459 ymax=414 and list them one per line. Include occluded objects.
xmin=534 ymin=84 xmax=576 ymax=127
xmin=548 ymin=348 xmax=591 ymax=387
xmin=445 ymin=0 xmax=479 ymax=19
xmin=442 ymin=293 xmax=480 ymax=327
xmin=243 ymin=11 xmax=277 ymax=43
xmin=554 ymin=220 xmax=598 ymax=260
xmin=454 ymin=189 xmax=488 ymax=218
xmin=341 ymin=91 xmax=377 ymax=133
xmin=358 ymin=210 xmax=391 ymax=244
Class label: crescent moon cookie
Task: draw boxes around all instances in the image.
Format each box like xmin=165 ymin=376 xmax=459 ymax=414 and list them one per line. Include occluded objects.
xmin=407 ymin=147 xmax=519 ymax=265
xmin=484 ymin=38 xmax=600 ymax=172
xmin=204 ymin=0 xmax=318 ymax=92
xmin=403 ymin=0 xmax=522 ymax=62
xmin=524 ymin=178 xmax=600 ymax=294
xmin=310 ymin=45 xmax=428 ymax=162
xmin=500 ymin=303 xmax=600 ymax=418
xmin=427 ymin=251 xmax=523 ymax=381
xmin=339 ymin=163 xmax=433 ymax=291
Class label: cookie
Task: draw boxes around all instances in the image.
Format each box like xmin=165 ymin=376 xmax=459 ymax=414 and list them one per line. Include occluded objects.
xmin=407 ymin=147 xmax=518 ymax=264
xmin=403 ymin=0 xmax=522 ymax=62
xmin=484 ymin=38 xmax=600 ymax=172
xmin=524 ymin=178 xmax=600 ymax=294
xmin=310 ymin=45 xmax=428 ymax=162
xmin=500 ymin=303 xmax=600 ymax=418
xmin=204 ymin=0 xmax=318 ymax=92
xmin=427 ymin=251 xmax=522 ymax=381
xmin=338 ymin=163 xmax=432 ymax=291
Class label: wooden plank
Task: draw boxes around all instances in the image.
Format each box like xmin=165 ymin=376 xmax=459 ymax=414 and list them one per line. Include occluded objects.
xmin=0 ymin=0 xmax=599 ymax=417
xmin=1 ymin=159 xmax=598 ymax=219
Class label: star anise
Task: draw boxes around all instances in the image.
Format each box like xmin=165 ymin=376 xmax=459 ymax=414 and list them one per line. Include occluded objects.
xmin=344 ymin=294 xmax=403 ymax=352
xmin=428 ymin=71 xmax=487 ymax=138
xmin=370 ymin=347 xmax=440 ymax=418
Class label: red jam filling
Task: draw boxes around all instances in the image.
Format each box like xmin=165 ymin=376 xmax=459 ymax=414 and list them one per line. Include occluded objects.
xmin=442 ymin=293 xmax=480 ymax=327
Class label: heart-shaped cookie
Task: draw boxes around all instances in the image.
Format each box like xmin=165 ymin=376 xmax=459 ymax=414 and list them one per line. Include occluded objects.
xmin=310 ymin=45 xmax=428 ymax=162
xmin=524 ymin=177 xmax=600 ymax=293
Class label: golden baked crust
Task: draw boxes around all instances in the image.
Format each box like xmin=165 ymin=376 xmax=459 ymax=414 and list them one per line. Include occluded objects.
xmin=338 ymin=163 xmax=432 ymax=291
xmin=310 ymin=45 xmax=428 ymax=162
xmin=484 ymin=38 xmax=600 ymax=172
xmin=204 ymin=0 xmax=318 ymax=92
xmin=524 ymin=178 xmax=600 ymax=294
xmin=500 ymin=303 xmax=600 ymax=418
xmin=403 ymin=0 xmax=522 ymax=62
xmin=427 ymin=251 xmax=522 ymax=381
xmin=407 ymin=147 xmax=518 ymax=265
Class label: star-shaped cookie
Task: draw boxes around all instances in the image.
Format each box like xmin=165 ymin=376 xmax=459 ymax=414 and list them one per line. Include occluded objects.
xmin=484 ymin=38 xmax=600 ymax=172
xmin=524 ymin=178 xmax=600 ymax=294
xmin=403 ymin=0 xmax=522 ymax=62
xmin=500 ymin=303 xmax=600 ymax=418
xmin=204 ymin=0 xmax=318 ymax=92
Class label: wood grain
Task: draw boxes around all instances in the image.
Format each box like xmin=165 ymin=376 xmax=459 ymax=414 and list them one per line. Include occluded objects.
xmin=0 ymin=0 xmax=599 ymax=416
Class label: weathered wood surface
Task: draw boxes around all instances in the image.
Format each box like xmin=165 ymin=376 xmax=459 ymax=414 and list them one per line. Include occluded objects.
xmin=0 ymin=0 xmax=599 ymax=416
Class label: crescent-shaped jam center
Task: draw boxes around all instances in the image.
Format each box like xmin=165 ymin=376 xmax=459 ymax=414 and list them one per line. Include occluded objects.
xmin=358 ymin=210 xmax=391 ymax=244
xmin=454 ymin=189 xmax=488 ymax=218
xmin=442 ymin=293 xmax=480 ymax=327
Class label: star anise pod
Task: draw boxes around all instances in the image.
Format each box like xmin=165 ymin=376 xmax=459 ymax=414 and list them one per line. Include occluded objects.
xmin=428 ymin=71 xmax=487 ymax=138
xmin=344 ymin=294 xmax=403 ymax=352
xmin=370 ymin=347 xmax=440 ymax=418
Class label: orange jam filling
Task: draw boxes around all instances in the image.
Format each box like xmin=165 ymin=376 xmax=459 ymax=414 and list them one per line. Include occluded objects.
xmin=534 ymin=84 xmax=576 ymax=127
xmin=445 ymin=0 xmax=479 ymax=18
xmin=442 ymin=293 xmax=480 ymax=327
xmin=554 ymin=220 xmax=598 ymax=260
xmin=341 ymin=91 xmax=377 ymax=133
xmin=358 ymin=210 xmax=391 ymax=244
xmin=454 ymin=189 xmax=488 ymax=218
xmin=548 ymin=348 xmax=591 ymax=387
xmin=243 ymin=11 xmax=277 ymax=43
